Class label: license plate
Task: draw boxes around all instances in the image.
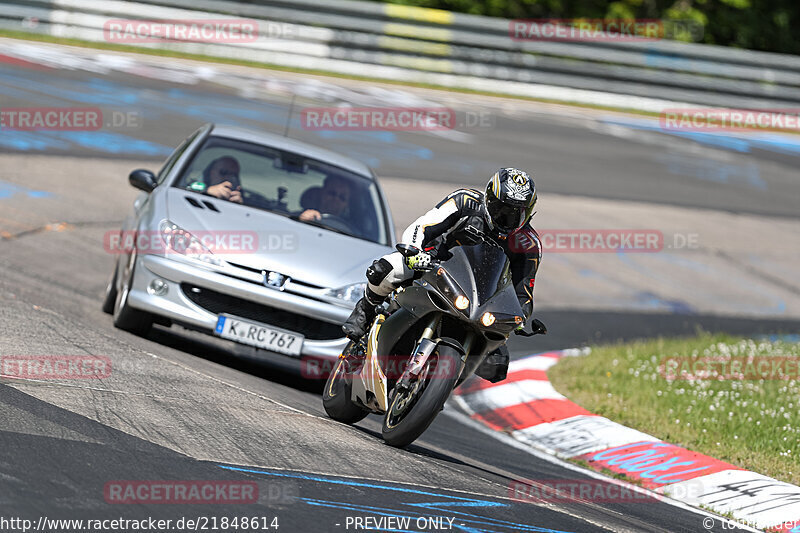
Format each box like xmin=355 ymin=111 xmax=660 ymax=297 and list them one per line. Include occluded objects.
xmin=215 ymin=315 xmax=303 ymax=357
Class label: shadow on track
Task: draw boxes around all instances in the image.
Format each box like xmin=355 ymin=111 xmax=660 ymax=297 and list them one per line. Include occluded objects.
xmin=110 ymin=307 xmax=800 ymax=401
xmin=145 ymin=324 xmax=325 ymax=395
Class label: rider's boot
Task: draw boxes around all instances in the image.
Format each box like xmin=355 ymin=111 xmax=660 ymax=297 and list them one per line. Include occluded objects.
xmin=342 ymin=287 xmax=384 ymax=341
xmin=475 ymin=344 xmax=510 ymax=383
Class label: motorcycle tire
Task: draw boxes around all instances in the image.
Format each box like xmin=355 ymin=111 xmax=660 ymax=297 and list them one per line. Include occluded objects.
xmin=381 ymin=343 xmax=462 ymax=448
xmin=323 ymin=356 xmax=369 ymax=424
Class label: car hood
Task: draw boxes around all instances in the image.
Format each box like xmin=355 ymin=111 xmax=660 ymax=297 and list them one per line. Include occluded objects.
xmin=165 ymin=189 xmax=392 ymax=289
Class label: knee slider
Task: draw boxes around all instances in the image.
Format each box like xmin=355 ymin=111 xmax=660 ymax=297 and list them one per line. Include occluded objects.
xmin=366 ymin=258 xmax=393 ymax=285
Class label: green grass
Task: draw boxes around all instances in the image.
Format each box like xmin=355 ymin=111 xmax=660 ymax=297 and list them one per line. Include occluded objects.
xmin=549 ymin=334 xmax=800 ymax=485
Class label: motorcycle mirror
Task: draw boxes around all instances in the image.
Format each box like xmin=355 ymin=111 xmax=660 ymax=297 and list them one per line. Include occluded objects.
xmin=396 ymin=243 xmax=421 ymax=257
xmin=514 ymin=318 xmax=548 ymax=337
xmin=531 ymin=318 xmax=548 ymax=335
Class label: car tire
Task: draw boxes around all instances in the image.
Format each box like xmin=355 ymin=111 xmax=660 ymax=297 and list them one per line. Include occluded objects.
xmin=113 ymin=254 xmax=153 ymax=336
xmin=101 ymin=261 xmax=118 ymax=315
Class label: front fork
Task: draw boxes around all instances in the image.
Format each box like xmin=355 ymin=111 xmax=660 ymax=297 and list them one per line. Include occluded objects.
xmin=397 ymin=314 xmax=472 ymax=390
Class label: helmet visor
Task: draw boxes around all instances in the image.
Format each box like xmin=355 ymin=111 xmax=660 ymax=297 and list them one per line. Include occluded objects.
xmin=487 ymin=197 xmax=525 ymax=233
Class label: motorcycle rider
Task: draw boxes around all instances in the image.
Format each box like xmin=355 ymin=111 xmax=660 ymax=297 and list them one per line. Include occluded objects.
xmin=342 ymin=167 xmax=545 ymax=382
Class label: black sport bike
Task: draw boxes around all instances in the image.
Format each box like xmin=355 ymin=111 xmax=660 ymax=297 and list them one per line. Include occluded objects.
xmin=323 ymin=229 xmax=546 ymax=447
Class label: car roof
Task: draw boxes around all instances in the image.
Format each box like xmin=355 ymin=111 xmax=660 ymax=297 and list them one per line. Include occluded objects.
xmin=209 ymin=124 xmax=374 ymax=179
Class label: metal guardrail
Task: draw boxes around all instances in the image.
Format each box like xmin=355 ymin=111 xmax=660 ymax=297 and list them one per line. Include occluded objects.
xmin=2 ymin=0 xmax=799 ymax=111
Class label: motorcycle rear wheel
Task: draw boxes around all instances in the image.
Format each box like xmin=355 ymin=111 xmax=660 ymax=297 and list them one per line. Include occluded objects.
xmin=323 ymin=351 xmax=369 ymax=424
xmin=381 ymin=343 xmax=461 ymax=448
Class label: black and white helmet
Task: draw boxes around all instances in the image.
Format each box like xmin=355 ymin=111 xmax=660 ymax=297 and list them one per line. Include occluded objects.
xmin=484 ymin=168 xmax=537 ymax=236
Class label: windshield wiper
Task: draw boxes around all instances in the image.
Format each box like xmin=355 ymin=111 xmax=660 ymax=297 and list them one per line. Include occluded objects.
xmin=291 ymin=216 xmax=352 ymax=237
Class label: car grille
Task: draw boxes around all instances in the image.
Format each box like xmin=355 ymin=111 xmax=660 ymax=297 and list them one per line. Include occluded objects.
xmin=181 ymin=284 xmax=344 ymax=340
xmin=225 ymin=261 xmax=324 ymax=290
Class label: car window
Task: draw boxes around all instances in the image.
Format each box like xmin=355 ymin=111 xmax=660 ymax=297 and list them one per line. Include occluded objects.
xmin=172 ymin=135 xmax=388 ymax=245
xmin=156 ymin=129 xmax=202 ymax=185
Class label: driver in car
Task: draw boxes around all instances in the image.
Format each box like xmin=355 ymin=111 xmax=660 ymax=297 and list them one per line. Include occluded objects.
xmin=342 ymin=167 xmax=545 ymax=383
xmin=299 ymin=175 xmax=351 ymax=222
xmin=186 ymin=156 xmax=243 ymax=204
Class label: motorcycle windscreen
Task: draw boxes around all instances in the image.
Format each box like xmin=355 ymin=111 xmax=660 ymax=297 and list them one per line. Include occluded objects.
xmin=444 ymin=242 xmax=510 ymax=305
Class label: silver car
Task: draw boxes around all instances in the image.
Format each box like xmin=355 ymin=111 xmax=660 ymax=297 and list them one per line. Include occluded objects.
xmin=102 ymin=123 xmax=394 ymax=372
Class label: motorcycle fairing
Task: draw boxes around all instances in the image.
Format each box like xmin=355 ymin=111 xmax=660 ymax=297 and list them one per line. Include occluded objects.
xmin=350 ymin=314 xmax=389 ymax=413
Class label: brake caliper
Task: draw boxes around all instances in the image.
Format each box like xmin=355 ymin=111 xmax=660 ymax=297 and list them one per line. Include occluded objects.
xmin=342 ymin=338 xmax=367 ymax=373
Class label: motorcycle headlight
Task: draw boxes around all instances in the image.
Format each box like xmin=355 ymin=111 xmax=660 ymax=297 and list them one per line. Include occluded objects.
xmin=159 ymin=220 xmax=222 ymax=266
xmin=324 ymin=282 xmax=366 ymax=306
xmin=433 ymin=266 xmax=469 ymax=313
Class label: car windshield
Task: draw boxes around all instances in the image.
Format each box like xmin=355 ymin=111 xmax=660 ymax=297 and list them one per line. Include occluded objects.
xmin=172 ymin=135 xmax=389 ymax=245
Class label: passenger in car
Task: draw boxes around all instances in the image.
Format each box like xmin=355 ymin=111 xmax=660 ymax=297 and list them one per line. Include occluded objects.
xmin=186 ymin=156 xmax=243 ymax=204
xmin=299 ymin=175 xmax=351 ymax=222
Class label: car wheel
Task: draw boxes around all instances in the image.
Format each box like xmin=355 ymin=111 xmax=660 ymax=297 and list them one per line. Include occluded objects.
xmin=101 ymin=261 xmax=118 ymax=314
xmin=113 ymin=253 xmax=153 ymax=336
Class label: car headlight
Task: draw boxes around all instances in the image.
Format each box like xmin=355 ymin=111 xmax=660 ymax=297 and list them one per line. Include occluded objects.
xmin=324 ymin=282 xmax=365 ymax=305
xmin=159 ymin=220 xmax=222 ymax=266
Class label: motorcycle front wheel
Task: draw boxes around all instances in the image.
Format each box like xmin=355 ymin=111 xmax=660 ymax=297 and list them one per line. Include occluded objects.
xmin=323 ymin=350 xmax=369 ymax=424
xmin=381 ymin=343 xmax=462 ymax=448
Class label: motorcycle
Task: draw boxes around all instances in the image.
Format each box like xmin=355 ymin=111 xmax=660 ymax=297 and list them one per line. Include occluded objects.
xmin=323 ymin=228 xmax=546 ymax=447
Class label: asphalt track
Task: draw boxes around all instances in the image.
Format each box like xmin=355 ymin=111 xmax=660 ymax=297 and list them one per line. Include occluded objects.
xmin=2 ymin=39 xmax=798 ymax=532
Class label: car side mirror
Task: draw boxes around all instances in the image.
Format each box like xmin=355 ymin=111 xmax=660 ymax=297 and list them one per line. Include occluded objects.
xmin=129 ymin=169 xmax=157 ymax=192
xmin=396 ymin=243 xmax=421 ymax=257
